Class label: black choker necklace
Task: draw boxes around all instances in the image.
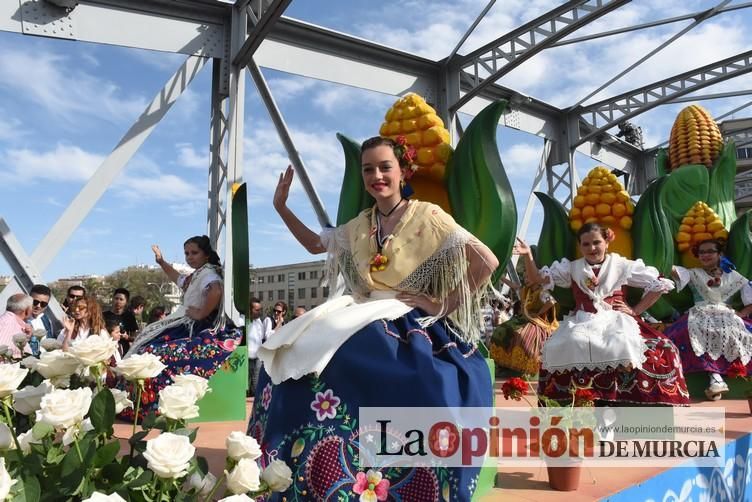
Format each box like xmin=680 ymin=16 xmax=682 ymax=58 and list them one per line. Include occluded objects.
xmin=377 ymin=198 xmax=404 ymax=218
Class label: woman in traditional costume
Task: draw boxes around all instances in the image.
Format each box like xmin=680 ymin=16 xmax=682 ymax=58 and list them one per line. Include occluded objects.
xmin=119 ymin=236 xmax=241 ymax=418
xmin=490 ymin=283 xmax=557 ymax=375
xmin=248 ymin=137 xmax=498 ymax=501
xmin=663 ymin=238 xmax=752 ymax=400
xmin=514 ymin=222 xmax=690 ymax=405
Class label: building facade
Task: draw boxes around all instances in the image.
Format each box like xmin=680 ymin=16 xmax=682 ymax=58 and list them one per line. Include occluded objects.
xmin=250 ymin=260 xmax=328 ymax=313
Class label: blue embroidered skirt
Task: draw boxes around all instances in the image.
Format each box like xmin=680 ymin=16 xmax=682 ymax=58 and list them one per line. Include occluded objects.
xmin=116 ymin=317 xmax=242 ymax=419
xmin=248 ymin=309 xmax=493 ymax=501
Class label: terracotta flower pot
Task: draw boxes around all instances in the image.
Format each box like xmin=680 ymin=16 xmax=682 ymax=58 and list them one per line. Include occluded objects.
xmin=547 ymin=463 xmax=581 ymax=491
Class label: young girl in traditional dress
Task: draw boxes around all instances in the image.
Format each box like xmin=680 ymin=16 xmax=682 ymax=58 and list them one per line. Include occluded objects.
xmin=664 ymin=238 xmax=752 ymax=400
xmin=514 ymin=222 xmax=690 ymax=405
xmin=248 ymin=136 xmax=498 ymax=501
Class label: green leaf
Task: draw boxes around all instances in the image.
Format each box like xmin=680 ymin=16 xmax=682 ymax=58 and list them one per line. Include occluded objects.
xmin=173 ymin=427 xmax=198 ymax=442
xmin=658 ymin=164 xmax=709 ymax=238
xmin=45 ymin=446 xmax=65 ymax=465
xmin=128 ymin=469 xmax=153 ymax=489
xmin=707 ymin=140 xmax=738 ymax=229
xmin=93 ymin=440 xmax=121 ymax=468
xmin=31 ymin=422 xmax=53 ymax=441
xmin=632 ymin=176 xmax=675 ymax=276
xmin=101 ymin=461 xmax=128 ymax=486
xmin=90 ymin=388 xmax=116 ymax=435
xmin=727 ymin=211 xmax=752 ymax=279
xmin=129 ymin=430 xmax=150 ymax=445
xmin=231 ymin=182 xmax=250 ymax=315
xmin=60 ymin=445 xmax=82 ymax=478
xmin=446 ymin=100 xmax=517 ymax=282
xmin=196 ymin=456 xmax=209 ymax=476
xmin=655 ymin=148 xmax=669 ymax=179
xmin=336 ymin=133 xmax=373 ymax=225
xmin=16 ymin=474 xmax=41 ymax=502
xmin=533 ymin=192 xmax=575 ymax=314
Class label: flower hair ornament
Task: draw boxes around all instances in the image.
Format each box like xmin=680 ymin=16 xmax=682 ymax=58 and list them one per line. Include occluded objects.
xmin=393 ymin=135 xmax=419 ymax=181
xmin=604 ymin=227 xmax=616 ymax=243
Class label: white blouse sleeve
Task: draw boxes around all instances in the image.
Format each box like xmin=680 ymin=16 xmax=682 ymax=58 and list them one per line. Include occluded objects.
xmin=539 ymin=259 xmax=572 ymax=290
xmin=176 ymin=274 xmax=189 ymax=289
xmin=625 ymin=259 xmax=675 ymax=293
xmin=319 ymin=227 xmax=336 ymax=249
xmin=198 ymin=270 xmax=222 ymax=290
xmin=671 ymin=266 xmax=691 ymax=291
xmin=741 ymin=281 xmax=752 ymax=306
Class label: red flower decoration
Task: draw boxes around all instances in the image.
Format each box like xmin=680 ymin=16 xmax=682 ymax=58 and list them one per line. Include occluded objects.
xmin=707 ymin=277 xmax=721 ymax=288
xmin=502 ymin=377 xmax=528 ymax=401
xmin=395 ymin=135 xmax=407 ymax=146
xmin=573 ymin=388 xmax=597 ymax=407
xmin=605 ymin=228 xmax=616 ymax=243
xmin=403 ymin=169 xmax=415 ymax=181
xmin=403 ymin=145 xmax=417 ymax=163
xmin=728 ymin=360 xmax=747 ymax=379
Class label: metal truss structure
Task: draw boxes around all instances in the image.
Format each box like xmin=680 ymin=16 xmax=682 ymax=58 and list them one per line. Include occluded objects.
xmin=1 ymin=0 xmax=751 ymax=310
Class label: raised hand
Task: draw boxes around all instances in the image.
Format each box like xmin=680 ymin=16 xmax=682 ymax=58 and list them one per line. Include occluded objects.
xmin=151 ymin=244 xmax=163 ymax=264
xmin=512 ymin=237 xmax=531 ymax=256
xmin=273 ymin=166 xmax=294 ymax=211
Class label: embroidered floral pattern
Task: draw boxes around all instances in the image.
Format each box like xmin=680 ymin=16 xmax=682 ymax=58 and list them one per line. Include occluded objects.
xmin=310 ymin=389 xmax=340 ymax=421
xmin=353 ymin=470 xmax=390 ymax=502
xmin=261 ymin=383 xmax=273 ymax=410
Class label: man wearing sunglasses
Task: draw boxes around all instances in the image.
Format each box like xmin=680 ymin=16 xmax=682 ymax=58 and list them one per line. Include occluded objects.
xmin=62 ymin=285 xmax=86 ymax=313
xmin=29 ymin=284 xmax=57 ymax=341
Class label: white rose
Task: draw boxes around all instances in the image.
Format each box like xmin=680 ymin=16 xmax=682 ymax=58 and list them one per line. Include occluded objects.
xmin=62 ymin=419 xmax=94 ymax=446
xmin=38 ymin=387 xmax=92 ymax=429
xmin=157 ymin=385 xmax=199 ymax=420
xmin=261 ymin=460 xmax=293 ymax=492
xmin=12 ymin=333 xmax=27 ymax=349
xmin=31 ymin=329 xmax=47 ymax=340
xmin=82 ymin=492 xmax=127 ymax=502
xmin=172 ymin=374 xmax=211 ymax=400
xmin=225 ymin=458 xmax=261 ymax=494
xmin=0 ymin=458 xmax=17 ymax=500
xmin=185 ymin=471 xmax=217 ymax=497
xmin=13 ymin=380 xmax=53 ymax=415
xmin=40 ymin=338 xmax=62 ymax=352
xmin=35 ymin=351 xmax=81 ymax=379
xmin=20 ymin=356 xmax=39 ymax=371
xmin=226 ymin=431 xmax=262 ymax=461
xmin=218 ymin=496 xmax=253 ymax=502
xmin=143 ymin=432 xmax=195 ymax=479
xmin=69 ymin=334 xmax=118 ymax=366
xmin=108 ymin=388 xmax=133 ymax=414
xmin=0 ymin=423 xmax=13 ymax=450
xmin=17 ymin=430 xmax=41 ymax=454
xmin=114 ymin=354 xmax=166 ymax=381
xmin=0 ymin=363 xmax=29 ymax=398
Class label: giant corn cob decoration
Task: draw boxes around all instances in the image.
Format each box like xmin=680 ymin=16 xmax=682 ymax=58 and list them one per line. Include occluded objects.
xmin=676 ymin=201 xmax=728 ymax=267
xmin=668 ymin=105 xmax=723 ymax=171
xmin=570 ymin=166 xmax=634 ymax=257
xmin=379 ymin=94 xmax=453 ymax=210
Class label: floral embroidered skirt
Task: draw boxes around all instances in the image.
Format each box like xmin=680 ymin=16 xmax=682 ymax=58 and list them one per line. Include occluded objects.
xmin=248 ymin=309 xmax=493 ymax=502
xmin=663 ymin=313 xmax=752 ymax=375
xmin=538 ymin=319 xmax=690 ymax=406
xmin=117 ymin=318 xmax=242 ymax=420
xmin=490 ymin=317 xmax=552 ymax=375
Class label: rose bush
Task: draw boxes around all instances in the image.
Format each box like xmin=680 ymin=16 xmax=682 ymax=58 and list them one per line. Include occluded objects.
xmin=0 ymin=349 xmax=291 ymax=501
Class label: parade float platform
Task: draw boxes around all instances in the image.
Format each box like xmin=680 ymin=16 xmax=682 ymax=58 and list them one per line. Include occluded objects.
xmin=112 ymin=378 xmax=752 ymax=501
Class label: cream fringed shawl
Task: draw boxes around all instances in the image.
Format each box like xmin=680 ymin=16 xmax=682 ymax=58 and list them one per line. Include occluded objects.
xmin=324 ymin=200 xmax=487 ymax=344
xmin=259 ymin=201 xmax=491 ymax=384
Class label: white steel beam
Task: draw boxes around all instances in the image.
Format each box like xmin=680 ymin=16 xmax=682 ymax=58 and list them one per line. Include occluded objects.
xmin=233 ymin=0 xmax=292 ymax=66
xmin=31 ymin=55 xmax=209 ymax=273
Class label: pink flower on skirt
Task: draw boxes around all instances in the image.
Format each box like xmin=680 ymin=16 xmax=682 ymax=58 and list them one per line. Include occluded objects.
xmin=310 ymin=388 xmax=340 ymax=421
xmin=353 ymin=469 xmax=390 ymax=501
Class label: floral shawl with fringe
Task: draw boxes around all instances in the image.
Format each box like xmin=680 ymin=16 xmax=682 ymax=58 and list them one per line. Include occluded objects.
xmin=323 ymin=200 xmax=488 ymax=344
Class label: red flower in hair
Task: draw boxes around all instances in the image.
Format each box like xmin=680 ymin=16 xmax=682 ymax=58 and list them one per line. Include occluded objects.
xmin=605 ymin=228 xmax=616 ymax=243
xmin=403 ymin=145 xmax=417 ymax=163
xmin=403 ymin=169 xmax=415 ymax=181
xmin=395 ymin=135 xmax=407 ymax=146
xmin=502 ymin=377 xmax=528 ymax=401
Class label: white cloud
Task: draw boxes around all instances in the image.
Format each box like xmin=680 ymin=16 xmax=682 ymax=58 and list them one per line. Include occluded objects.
xmin=176 ymin=142 xmax=210 ymax=169
xmin=266 ymin=77 xmax=318 ymax=100
xmin=116 ymin=174 xmax=204 ymax=203
xmin=1 ymin=144 xmax=103 ymax=182
xmin=503 ymin=143 xmax=544 ymax=179
xmin=0 ymin=46 xmax=147 ymax=125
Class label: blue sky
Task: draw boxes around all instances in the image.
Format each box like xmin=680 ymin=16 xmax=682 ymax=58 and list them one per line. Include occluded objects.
xmin=0 ymin=0 xmax=751 ymax=281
